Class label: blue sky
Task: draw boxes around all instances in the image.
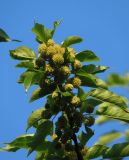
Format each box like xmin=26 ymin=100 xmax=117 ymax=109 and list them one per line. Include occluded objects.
xmin=0 ymin=0 xmax=129 ymax=159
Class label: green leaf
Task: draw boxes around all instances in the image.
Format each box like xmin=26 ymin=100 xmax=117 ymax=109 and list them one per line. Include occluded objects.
xmin=62 ymin=36 xmax=83 ymax=47
xmin=0 ymin=134 xmax=34 ymax=152
xmin=0 ymin=28 xmax=11 ymax=42
xmin=28 ymin=120 xmax=53 ymax=155
xmin=80 ymin=98 xmax=102 ymax=113
xmin=103 ymin=142 xmax=129 ymax=158
xmin=24 ymin=72 xmax=36 ymax=92
xmin=96 ymin=103 xmax=129 ymax=123
xmin=85 ymin=145 xmax=109 ymax=159
xmin=10 ymin=46 xmax=36 ymax=60
xmin=95 ymin=116 xmax=111 ymax=124
xmin=32 ymin=23 xmax=52 ymax=43
xmin=89 ymin=88 xmax=128 ymax=111
xmin=106 ymin=73 xmax=129 ymax=86
xmin=76 ymin=50 xmax=100 ymax=62
xmin=78 ymin=127 xmax=94 ymax=146
xmin=16 ymin=60 xmax=35 ymax=69
xmin=82 ymin=64 xmax=109 ymax=74
xmin=29 ymin=87 xmax=50 ymax=103
xmin=51 ymin=20 xmax=62 ymax=37
xmin=27 ymin=107 xmax=45 ymax=130
xmin=77 ymin=71 xmax=108 ymax=89
xmin=95 ymin=131 xmax=122 ymax=145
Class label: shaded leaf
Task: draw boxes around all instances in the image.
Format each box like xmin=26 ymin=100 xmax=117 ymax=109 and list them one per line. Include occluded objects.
xmin=62 ymin=36 xmax=83 ymax=47
xmin=95 ymin=131 xmax=122 ymax=145
xmin=77 ymin=71 xmax=108 ymax=89
xmin=89 ymin=88 xmax=128 ymax=111
xmin=76 ymin=50 xmax=100 ymax=62
xmin=27 ymin=107 xmax=45 ymax=130
xmin=96 ymin=103 xmax=129 ymax=123
xmin=30 ymin=87 xmax=50 ymax=103
xmin=82 ymin=64 xmax=109 ymax=74
xmin=10 ymin=46 xmax=36 ymax=60
xmin=0 ymin=28 xmax=11 ymax=42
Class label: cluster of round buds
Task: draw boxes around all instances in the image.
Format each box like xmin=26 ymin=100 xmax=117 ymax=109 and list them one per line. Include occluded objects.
xmin=73 ymin=59 xmax=82 ymax=70
xmin=61 ymin=66 xmax=71 ymax=75
xmin=52 ymin=54 xmax=64 ymax=64
xmin=45 ymin=64 xmax=54 ymax=73
xmin=47 ymin=39 xmax=55 ymax=46
xmin=38 ymin=43 xmax=47 ymax=57
xmin=68 ymin=48 xmax=75 ymax=58
xmin=64 ymin=83 xmax=74 ymax=91
xmin=52 ymin=91 xmax=59 ymax=99
xmin=71 ymin=96 xmax=80 ymax=106
xmin=72 ymin=77 xmax=81 ymax=88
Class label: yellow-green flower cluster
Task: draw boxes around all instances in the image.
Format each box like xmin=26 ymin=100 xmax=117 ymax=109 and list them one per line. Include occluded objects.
xmin=45 ymin=64 xmax=54 ymax=73
xmin=71 ymin=96 xmax=80 ymax=106
xmin=52 ymin=54 xmax=64 ymax=64
xmin=73 ymin=59 xmax=82 ymax=70
xmin=72 ymin=77 xmax=81 ymax=87
xmin=52 ymin=91 xmax=59 ymax=99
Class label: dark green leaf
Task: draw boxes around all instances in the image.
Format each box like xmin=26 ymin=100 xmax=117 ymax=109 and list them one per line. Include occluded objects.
xmin=27 ymin=107 xmax=45 ymax=130
xmin=103 ymin=142 xmax=129 ymax=158
xmin=0 ymin=28 xmax=11 ymax=42
xmin=89 ymin=88 xmax=128 ymax=111
xmin=29 ymin=87 xmax=50 ymax=103
xmin=28 ymin=120 xmax=53 ymax=155
xmin=77 ymin=71 xmax=108 ymax=89
xmin=80 ymin=98 xmax=102 ymax=113
xmin=76 ymin=50 xmax=100 ymax=62
xmin=32 ymin=23 xmax=52 ymax=43
xmin=95 ymin=131 xmax=122 ymax=145
xmin=62 ymin=36 xmax=83 ymax=47
xmin=10 ymin=46 xmax=36 ymax=60
xmin=96 ymin=102 xmax=129 ymax=123
xmin=82 ymin=64 xmax=109 ymax=74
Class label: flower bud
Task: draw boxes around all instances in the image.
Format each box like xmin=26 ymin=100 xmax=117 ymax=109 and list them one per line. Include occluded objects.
xmin=64 ymin=83 xmax=74 ymax=91
xmin=71 ymin=96 xmax=80 ymax=106
xmin=73 ymin=59 xmax=82 ymax=70
xmin=61 ymin=66 xmax=71 ymax=75
xmin=72 ymin=77 xmax=81 ymax=88
xmin=52 ymin=54 xmax=64 ymax=64
xmin=45 ymin=64 xmax=54 ymax=73
xmin=52 ymin=91 xmax=59 ymax=99
xmin=38 ymin=43 xmax=47 ymax=56
xmin=47 ymin=39 xmax=55 ymax=46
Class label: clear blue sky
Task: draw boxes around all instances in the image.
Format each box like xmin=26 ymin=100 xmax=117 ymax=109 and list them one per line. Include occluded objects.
xmin=0 ymin=0 xmax=129 ymax=159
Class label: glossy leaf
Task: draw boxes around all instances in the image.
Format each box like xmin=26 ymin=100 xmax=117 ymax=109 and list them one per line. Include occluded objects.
xmin=96 ymin=116 xmax=111 ymax=124
xmin=96 ymin=103 xmax=129 ymax=123
xmin=95 ymin=131 xmax=122 ymax=145
xmin=62 ymin=36 xmax=83 ymax=47
xmin=82 ymin=64 xmax=109 ymax=74
xmin=32 ymin=23 xmax=52 ymax=43
xmin=0 ymin=134 xmax=34 ymax=152
xmin=77 ymin=71 xmax=108 ymax=89
xmin=27 ymin=107 xmax=45 ymax=130
xmin=76 ymin=50 xmax=100 ymax=62
xmin=89 ymin=88 xmax=128 ymax=111
xmin=10 ymin=46 xmax=36 ymax=60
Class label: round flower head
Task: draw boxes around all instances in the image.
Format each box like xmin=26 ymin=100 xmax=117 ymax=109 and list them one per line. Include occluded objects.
xmin=74 ymin=59 xmax=82 ymax=70
xmin=47 ymin=39 xmax=55 ymax=46
xmin=52 ymin=54 xmax=64 ymax=64
xmin=72 ymin=77 xmax=81 ymax=87
xmin=61 ymin=66 xmax=71 ymax=75
xmin=71 ymin=96 xmax=80 ymax=106
xmin=45 ymin=64 xmax=54 ymax=73
xmin=46 ymin=45 xmax=57 ymax=57
xmin=64 ymin=83 xmax=74 ymax=91
xmin=54 ymin=44 xmax=65 ymax=55
xmin=38 ymin=43 xmax=47 ymax=55
xmin=52 ymin=91 xmax=58 ymax=99
xmin=68 ymin=48 xmax=75 ymax=61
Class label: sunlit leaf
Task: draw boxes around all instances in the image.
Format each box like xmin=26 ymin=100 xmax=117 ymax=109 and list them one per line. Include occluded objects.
xmin=16 ymin=60 xmax=35 ymax=69
xmin=62 ymin=36 xmax=83 ymax=47
xmin=76 ymin=50 xmax=100 ymax=62
xmin=95 ymin=116 xmax=111 ymax=125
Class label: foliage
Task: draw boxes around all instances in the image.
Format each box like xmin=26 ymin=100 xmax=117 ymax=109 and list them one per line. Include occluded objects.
xmin=0 ymin=21 xmax=129 ymax=160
